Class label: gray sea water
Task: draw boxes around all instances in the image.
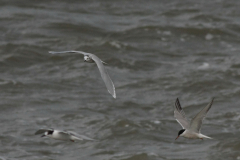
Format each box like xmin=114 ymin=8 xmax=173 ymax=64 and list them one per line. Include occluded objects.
xmin=1 ymin=0 xmax=240 ymax=159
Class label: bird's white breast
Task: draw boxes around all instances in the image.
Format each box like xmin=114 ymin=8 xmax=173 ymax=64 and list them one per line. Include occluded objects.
xmin=49 ymin=131 xmax=70 ymax=141
xmin=181 ymin=130 xmax=200 ymax=139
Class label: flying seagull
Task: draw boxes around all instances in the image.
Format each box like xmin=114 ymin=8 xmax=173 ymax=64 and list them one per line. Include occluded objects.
xmin=174 ymin=98 xmax=214 ymax=140
xmin=49 ymin=50 xmax=116 ymax=98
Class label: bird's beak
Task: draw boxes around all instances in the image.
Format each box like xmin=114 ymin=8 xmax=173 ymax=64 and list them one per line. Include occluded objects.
xmin=41 ymin=135 xmax=45 ymax=137
xmin=175 ymin=136 xmax=179 ymax=140
xmin=84 ymin=60 xmax=86 ymax=62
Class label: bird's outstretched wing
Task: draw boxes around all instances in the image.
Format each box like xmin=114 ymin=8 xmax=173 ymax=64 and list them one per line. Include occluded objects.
xmin=174 ymin=98 xmax=190 ymax=129
xmin=91 ymin=54 xmax=116 ymax=98
xmin=35 ymin=128 xmax=53 ymax=135
xmin=49 ymin=50 xmax=89 ymax=55
xmin=49 ymin=50 xmax=116 ymax=98
xmin=189 ymin=98 xmax=214 ymax=133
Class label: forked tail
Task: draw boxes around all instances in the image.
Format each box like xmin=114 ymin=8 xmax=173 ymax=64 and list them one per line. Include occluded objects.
xmin=200 ymin=134 xmax=212 ymax=139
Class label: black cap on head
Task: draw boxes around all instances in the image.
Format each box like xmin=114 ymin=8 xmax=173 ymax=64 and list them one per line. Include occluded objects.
xmin=178 ymin=129 xmax=185 ymax=136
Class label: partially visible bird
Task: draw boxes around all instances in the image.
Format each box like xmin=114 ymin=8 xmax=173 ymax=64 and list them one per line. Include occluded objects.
xmin=49 ymin=50 xmax=116 ymax=99
xmin=174 ymin=98 xmax=214 ymax=140
xmin=35 ymin=128 xmax=95 ymax=142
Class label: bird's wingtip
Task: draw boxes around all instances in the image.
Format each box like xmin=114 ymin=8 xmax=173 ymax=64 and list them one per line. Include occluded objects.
xmin=108 ymin=89 xmax=116 ymax=99
xmin=34 ymin=129 xmax=43 ymax=135
xmin=88 ymin=138 xmax=97 ymax=141
xmin=49 ymin=51 xmax=55 ymax=54
xmin=175 ymin=98 xmax=180 ymax=106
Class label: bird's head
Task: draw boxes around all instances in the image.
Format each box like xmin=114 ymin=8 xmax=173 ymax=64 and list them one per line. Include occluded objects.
xmin=41 ymin=130 xmax=54 ymax=137
xmin=84 ymin=55 xmax=91 ymax=62
xmin=175 ymin=129 xmax=185 ymax=140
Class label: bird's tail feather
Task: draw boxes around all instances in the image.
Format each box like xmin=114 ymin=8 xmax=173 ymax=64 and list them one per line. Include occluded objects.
xmin=200 ymin=134 xmax=212 ymax=139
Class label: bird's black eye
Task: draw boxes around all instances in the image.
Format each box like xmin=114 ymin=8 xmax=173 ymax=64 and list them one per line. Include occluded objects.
xmin=178 ymin=129 xmax=185 ymax=136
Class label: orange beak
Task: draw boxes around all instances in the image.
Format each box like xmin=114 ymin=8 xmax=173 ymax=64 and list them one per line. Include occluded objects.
xmin=175 ymin=136 xmax=179 ymax=140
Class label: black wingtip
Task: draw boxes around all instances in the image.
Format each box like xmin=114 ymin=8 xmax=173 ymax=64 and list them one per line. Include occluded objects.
xmin=175 ymin=98 xmax=181 ymax=107
xmin=175 ymin=98 xmax=179 ymax=104
xmin=210 ymin=97 xmax=215 ymax=106
xmin=208 ymin=97 xmax=215 ymax=106
xmin=175 ymin=98 xmax=184 ymax=114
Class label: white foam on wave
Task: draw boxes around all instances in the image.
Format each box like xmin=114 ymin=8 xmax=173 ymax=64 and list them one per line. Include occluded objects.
xmin=153 ymin=120 xmax=161 ymax=124
xmin=205 ymin=33 xmax=213 ymax=40
xmin=109 ymin=41 xmax=121 ymax=49
xmin=198 ymin=62 xmax=210 ymax=70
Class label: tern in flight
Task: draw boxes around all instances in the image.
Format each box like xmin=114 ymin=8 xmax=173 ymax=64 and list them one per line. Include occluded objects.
xmin=35 ymin=128 xmax=95 ymax=142
xmin=174 ymin=98 xmax=214 ymax=140
xmin=49 ymin=50 xmax=116 ymax=98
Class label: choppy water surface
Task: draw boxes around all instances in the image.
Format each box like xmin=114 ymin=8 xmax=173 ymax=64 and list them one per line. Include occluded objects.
xmin=1 ymin=0 xmax=240 ymax=159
